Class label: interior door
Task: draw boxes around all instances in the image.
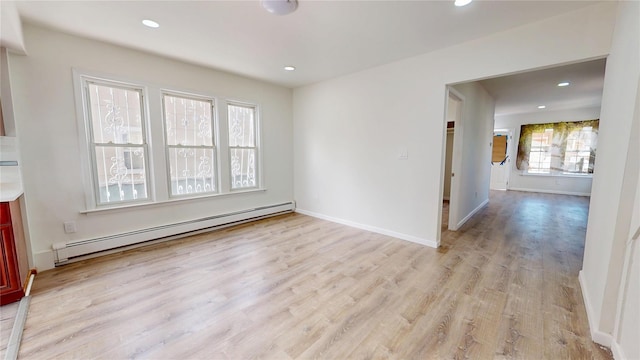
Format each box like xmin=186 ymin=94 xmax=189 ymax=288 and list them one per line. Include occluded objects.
xmin=490 ymin=131 xmax=510 ymax=190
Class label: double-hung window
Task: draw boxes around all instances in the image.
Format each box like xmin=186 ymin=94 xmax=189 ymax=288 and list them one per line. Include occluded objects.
xmin=563 ymin=126 xmax=594 ymax=174
xmin=528 ymin=128 xmax=553 ymax=174
xmin=163 ymin=94 xmax=217 ymax=196
xmin=84 ymin=80 xmax=150 ymax=205
xmin=516 ymin=120 xmax=598 ymax=175
xmin=228 ymin=103 xmax=258 ymax=190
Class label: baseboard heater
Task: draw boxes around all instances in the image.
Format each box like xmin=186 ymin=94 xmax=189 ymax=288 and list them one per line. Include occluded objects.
xmin=53 ymin=202 xmax=295 ymax=266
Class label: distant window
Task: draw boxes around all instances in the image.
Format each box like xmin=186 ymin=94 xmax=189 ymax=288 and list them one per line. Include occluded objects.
xmin=528 ymin=129 xmax=553 ymax=174
xmin=517 ymin=120 xmax=598 ymax=175
xmin=163 ymin=94 xmax=217 ymax=197
xmin=563 ymin=126 xmax=595 ymax=174
xmin=84 ymin=80 xmax=149 ymax=205
xmin=228 ymin=103 xmax=258 ymax=189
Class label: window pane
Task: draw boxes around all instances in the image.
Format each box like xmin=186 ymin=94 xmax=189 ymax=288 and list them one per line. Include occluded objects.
xmin=164 ymin=95 xmax=213 ymax=146
xmin=88 ymin=84 xmax=143 ymax=144
xmin=563 ymin=127 xmax=593 ymax=173
xmin=230 ymin=148 xmax=256 ymax=189
xmin=228 ymin=104 xmax=255 ymax=147
xmin=94 ymin=146 xmax=148 ymax=204
xmin=528 ymin=130 xmax=552 ymax=173
xmin=168 ymin=147 xmax=216 ymax=196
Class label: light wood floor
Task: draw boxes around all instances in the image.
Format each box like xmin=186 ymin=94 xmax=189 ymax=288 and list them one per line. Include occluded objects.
xmin=1 ymin=301 xmax=19 ymax=358
xmin=16 ymin=191 xmax=611 ymax=359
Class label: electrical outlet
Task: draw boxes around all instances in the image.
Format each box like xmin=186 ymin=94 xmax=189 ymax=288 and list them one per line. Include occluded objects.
xmin=63 ymin=221 xmax=77 ymax=234
xmin=398 ymin=147 xmax=408 ymax=160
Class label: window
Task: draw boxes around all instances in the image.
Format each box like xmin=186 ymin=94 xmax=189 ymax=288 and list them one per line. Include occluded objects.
xmin=528 ymin=128 xmax=553 ymax=174
xmin=563 ymin=126 xmax=595 ymax=174
xmin=85 ymin=80 xmax=149 ymax=205
xmin=76 ymin=71 xmax=263 ymax=210
xmin=163 ymin=94 xmax=217 ymax=196
xmin=516 ymin=120 xmax=599 ymax=175
xmin=228 ymin=103 xmax=258 ymax=189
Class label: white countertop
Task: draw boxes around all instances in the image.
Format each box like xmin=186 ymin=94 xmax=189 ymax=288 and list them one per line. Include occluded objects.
xmin=0 ymin=166 xmax=23 ymax=202
xmin=0 ymin=137 xmax=23 ymax=202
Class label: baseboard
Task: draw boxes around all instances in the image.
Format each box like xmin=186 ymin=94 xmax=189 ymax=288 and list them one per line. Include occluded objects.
xmin=508 ymin=187 xmax=591 ymax=197
xmin=295 ymin=208 xmax=438 ymax=248
xmin=52 ymin=202 xmax=295 ymax=267
xmin=454 ymin=199 xmax=489 ymax=230
xmin=610 ymin=340 xmax=627 ymax=360
xmin=33 ymin=250 xmax=56 ymax=272
xmin=579 ymin=270 xmax=613 ymax=347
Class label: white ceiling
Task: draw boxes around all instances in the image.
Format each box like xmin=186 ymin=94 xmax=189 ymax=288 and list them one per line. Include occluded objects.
xmin=479 ymin=58 xmax=606 ymax=116
xmin=10 ymin=0 xmax=603 ymax=89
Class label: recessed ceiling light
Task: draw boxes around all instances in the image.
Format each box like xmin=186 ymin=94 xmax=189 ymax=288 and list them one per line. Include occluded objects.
xmin=284 ymin=66 xmax=296 ymax=71
xmin=261 ymin=0 xmax=298 ymax=15
xmin=537 ymin=105 xmax=547 ymax=109
xmin=557 ymin=82 xmax=570 ymax=87
xmin=142 ymin=19 xmax=160 ymax=28
xmin=454 ymin=0 xmax=473 ymax=7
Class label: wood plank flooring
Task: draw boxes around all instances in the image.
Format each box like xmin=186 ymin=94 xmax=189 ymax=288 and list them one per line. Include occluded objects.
xmin=15 ymin=191 xmax=611 ymax=359
xmin=1 ymin=301 xmax=19 ymax=359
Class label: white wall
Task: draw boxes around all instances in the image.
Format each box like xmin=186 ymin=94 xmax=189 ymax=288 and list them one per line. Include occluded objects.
xmin=293 ymin=3 xmax=616 ymax=246
xmin=1 ymin=48 xmax=17 ymax=136
xmin=8 ymin=24 xmax=293 ymax=270
xmin=449 ymin=82 xmax=495 ymax=229
xmin=612 ymin=152 xmax=640 ymax=359
xmin=494 ymin=106 xmax=600 ymax=196
xmin=580 ymin=0 xmax=640 ymax=352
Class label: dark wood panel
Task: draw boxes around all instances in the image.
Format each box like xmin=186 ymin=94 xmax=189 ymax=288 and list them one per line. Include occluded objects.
xmin=492 ymin=135 xmax=508 ymax=162
xmin=0 ymin=224 xmax=24 ymax=305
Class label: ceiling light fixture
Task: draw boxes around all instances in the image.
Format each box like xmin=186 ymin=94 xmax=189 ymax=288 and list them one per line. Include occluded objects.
xmin=454 ymin=0 xmax=473 ymax=7
xmin=537 ymin=105 xmax=546 ymax=109
xmin=142 ymin=19 xmax=160 ymax=28
xmin=261 ymin=0 xmax=298 ymax=15
xmin=557 ymin=82 xmax=570 ymax=87
xmin=284 ymin=66 xmax=296 ymax=71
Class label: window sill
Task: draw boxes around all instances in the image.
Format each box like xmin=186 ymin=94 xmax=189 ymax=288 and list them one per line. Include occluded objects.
xmin=80 ymin=188 xmax=267 ymax=214
xmin=519 ymin=172 xmax=593 ymax=179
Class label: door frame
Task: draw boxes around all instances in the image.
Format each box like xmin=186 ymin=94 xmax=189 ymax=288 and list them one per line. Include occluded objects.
xmin=438 ymin=86 xmax=465 ymax=245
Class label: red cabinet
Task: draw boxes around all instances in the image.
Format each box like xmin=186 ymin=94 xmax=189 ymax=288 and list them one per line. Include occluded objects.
xmin=0 ymin=202 xmax=25 ymax=305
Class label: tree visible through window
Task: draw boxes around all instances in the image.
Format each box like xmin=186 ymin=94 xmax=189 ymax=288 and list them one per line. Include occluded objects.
xmin=517 ymin=120 xmax=598 ymax=175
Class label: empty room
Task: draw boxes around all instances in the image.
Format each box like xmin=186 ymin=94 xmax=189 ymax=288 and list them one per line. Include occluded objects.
xmin=0 ymin=0 xmax=638 ymax=359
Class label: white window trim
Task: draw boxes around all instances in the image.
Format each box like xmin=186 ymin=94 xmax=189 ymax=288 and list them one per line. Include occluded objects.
xmin=161 ymin=90 xmax=221 ymax=198
xmin=73 ymin=71 xmax=155 ymax=209
xmin=73 ymin=69 xmax=266 ymax=211
xmin=226 ymin=100 xmax=262 ymax=191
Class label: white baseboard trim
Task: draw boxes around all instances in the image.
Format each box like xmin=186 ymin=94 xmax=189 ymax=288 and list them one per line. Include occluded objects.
xmin=52 ymin=202 xmax=295 ymax=267
xmin=579 ymin=270 xmax=613 ymax=347
xmin=295 ymin=208 xmax=438 ymax=248
xmin=508 ymin=187 xmax=591 ymax=197
xmin=454 ymin=199 xmax=489 ymax=230
xmin=33 ymin=250 xmax=56 ymax=272
xmin=610 ymin=340 xmax=627 ymax=360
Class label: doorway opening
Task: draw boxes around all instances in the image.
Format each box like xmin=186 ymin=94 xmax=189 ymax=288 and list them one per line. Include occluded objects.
xmin=442 ymin=88 xmax=463 ymax=234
